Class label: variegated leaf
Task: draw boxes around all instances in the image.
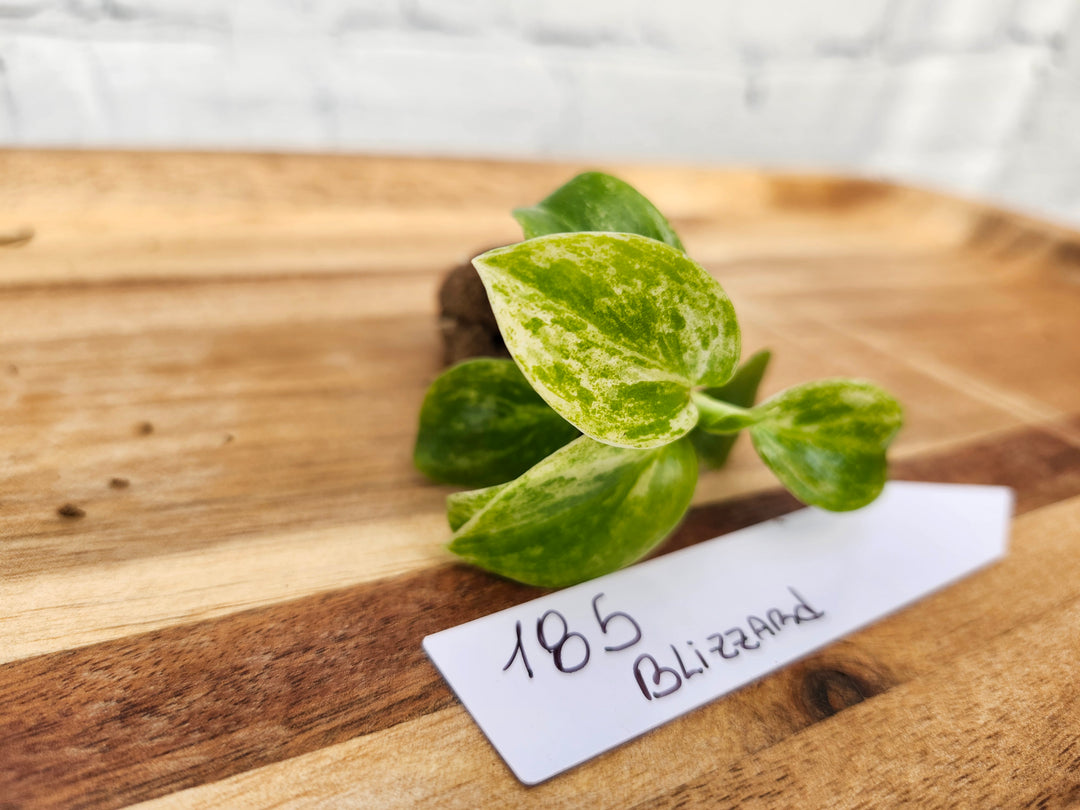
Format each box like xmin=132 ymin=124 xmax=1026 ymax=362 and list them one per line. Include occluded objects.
xmin=473 ymin=233 xmax=740 ymax=449
xmin=512 ymin=171 xmax=685 ymax=250
xmin=414 ymin=358 xmax=579 ymax=487
xmin=448 ymin=435 xmax=697 ymax=587
xmin=748 ymin=379 xmax=903 ymax=511
xmin=446 ymin=482 xmax=508 ymax=531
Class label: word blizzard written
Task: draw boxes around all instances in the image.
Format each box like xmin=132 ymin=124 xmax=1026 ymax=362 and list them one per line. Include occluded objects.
xmin=502 ymin=588 xmax=824 ymax=700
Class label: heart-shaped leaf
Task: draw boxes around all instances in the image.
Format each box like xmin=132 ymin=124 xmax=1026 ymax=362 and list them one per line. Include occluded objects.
xmin=513 ymin=172 xmax=684 ymax=250
xmin=690 ymin=349 xmax=772 ymax=467
xmin=414 ymin=358 xmax=579 ymax=487
xmin=448 ymin=435 xmax=698 ymax=587
xmin=748 ymin=379 xmax=903 ymax=511
xmin=473 ymin=233 xmax=740 ymax=449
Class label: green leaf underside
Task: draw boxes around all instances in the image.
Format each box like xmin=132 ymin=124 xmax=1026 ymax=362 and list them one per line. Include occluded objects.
xmin=448 ymin=435 xmax=698 ymax=588
xmin=414 ymin=359 xmax=580 ymax=487
xmin=512 ymin=171 xmax=684 ymax=251
xmin=748 ymin=379 xmax=903 ymax=511
xmin=690 ymin=349 xmax=772 ymax=468
xmin=473 ymin=233 xmax=740 ymax=449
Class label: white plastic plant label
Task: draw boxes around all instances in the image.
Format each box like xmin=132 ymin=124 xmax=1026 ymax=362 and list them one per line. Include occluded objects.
xmin=423 ymin=482 xmax=1014 ymax=785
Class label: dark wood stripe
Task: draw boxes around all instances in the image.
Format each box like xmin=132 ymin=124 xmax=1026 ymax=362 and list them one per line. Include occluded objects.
xmin=892 ymin=424 xmax=1080 ymax=515
xmin=2 ymin=421 xmax=1079 ymax=809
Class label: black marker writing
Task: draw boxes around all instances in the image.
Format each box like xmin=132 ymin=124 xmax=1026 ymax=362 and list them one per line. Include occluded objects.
xmin=502 ymin=620 xmax=533 ymax=679
xmin=671 ymin=644 xmax=705 ymax=680
xmin=503 ymin=593 xmax=642 ymax=680
xmin=633 ymin=654 xmax=682 ymax=700
xmin=633 ymin=586 xmax=826 ymax=700
xmin=537 ymin=610 xmax=591 ymax=674
xmin=592 ymin=593 xmax=642 ymax=652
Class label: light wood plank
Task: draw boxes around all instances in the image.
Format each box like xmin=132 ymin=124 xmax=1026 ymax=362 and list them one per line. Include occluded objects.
xmin=3 ymin=152 xmax=1080 ymax=808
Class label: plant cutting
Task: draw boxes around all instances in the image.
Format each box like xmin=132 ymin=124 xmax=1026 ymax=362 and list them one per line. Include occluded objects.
xmin=415 ymin=173 xmax=903 ymax=588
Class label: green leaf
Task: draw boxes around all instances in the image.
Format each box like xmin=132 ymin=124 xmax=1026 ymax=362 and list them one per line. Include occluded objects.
xmin=447 ymin=482 xmax=508 ymax=531
xmin=414 ymin=358 xmax=580 ymax=487
xmin=748 ymin=379 xmax=903 ymax=512
xmin=513 ymin=172 xmax=684 ymax=250
xmin=448 ymin=435 xmax=698 ymax=587
xmin=690 ymin=349 xmax=772 ymax=467
xmin=473 ymin=233 xmax=740 ymax=449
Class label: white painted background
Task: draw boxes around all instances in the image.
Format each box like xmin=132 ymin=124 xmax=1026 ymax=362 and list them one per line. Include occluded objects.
xmin=1 ymin=0 xmax=1078 ymax=224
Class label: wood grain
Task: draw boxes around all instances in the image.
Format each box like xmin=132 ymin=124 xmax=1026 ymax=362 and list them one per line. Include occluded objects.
xmin=138 ymin=491 xmax=1080 ymax=809
xmin=1 ymin=152 xmax=1079 ymax=808
xmin=3 ymin=418 xmax=1080 ymax=809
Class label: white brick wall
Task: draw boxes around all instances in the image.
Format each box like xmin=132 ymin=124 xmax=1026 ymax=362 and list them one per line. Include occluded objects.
xmin=0 ymin=0 xmax=1078 ymax=224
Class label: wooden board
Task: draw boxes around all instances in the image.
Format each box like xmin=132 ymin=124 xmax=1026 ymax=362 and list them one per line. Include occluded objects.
xmin=1 ymin=151 xmax=1079 ymax=809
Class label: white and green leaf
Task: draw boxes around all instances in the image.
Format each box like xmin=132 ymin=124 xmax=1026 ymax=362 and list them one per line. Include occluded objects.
xmin=513 ymin=171 xmax=684 ymax=250
xmin=448 ymin=435 xmax=698 ymax=587
xmin=414 ymin=358 xmax=579 ymax=487
xmin=745 ymin=379 xmax=903 ymax=512
xmin=473 ymin=232 xmax=740 ymax=449
xmin=447 ymin=482 xmax=509 ymax=531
